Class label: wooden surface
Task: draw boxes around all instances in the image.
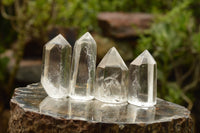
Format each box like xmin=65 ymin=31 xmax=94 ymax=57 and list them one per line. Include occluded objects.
xmin=9 ymin=83 xmax=193 ymax=133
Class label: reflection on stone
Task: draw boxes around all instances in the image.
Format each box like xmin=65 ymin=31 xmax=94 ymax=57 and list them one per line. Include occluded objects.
xmin=39 ymin=96 xmax=93 ymax=120
xmin=127 ymin=105 xmax=155 ymax=123
xmin=18 ymin=83 xmax=191 ymax=124
xmin=93 ymin=101 xmax=128 ymax=122
xmin=39 ymin=96 xmax=69 ymax=117
xmin=68 ymin=98 xmax=93 ymax=121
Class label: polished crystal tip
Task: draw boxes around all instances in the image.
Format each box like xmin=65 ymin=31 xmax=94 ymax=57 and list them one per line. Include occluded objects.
xmin=128 ymin=50 xmax=157 ymax=107
xmin=95 ymin=47 xmax=128 ymax=103
xmin=131 ymin=50 xmax=156 ymax=65
xmin=70 ymin=32 xmax=97 ymax=100
xmin=41 ymin=34 xmax=72 ymax=98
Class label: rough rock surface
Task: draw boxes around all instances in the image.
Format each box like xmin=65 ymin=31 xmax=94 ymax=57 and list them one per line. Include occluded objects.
xmin=98 ymin=12 xmax=153 ymax=38
xmin=9 ymin=83 xmax=193 ymax=133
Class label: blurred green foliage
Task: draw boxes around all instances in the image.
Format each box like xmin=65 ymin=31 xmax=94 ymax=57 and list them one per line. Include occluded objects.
xmin=136 ymin=0 xmax=200 ymax=108
xmin=0 ymin=48 xmax=9 ymax=85
xmin=1 ymin=0 xmax=189 ymax=37
xmin=0 ymin=16 xmax=11 ymax=85
xmin=1 ymin=0 xmax=199 ymax=37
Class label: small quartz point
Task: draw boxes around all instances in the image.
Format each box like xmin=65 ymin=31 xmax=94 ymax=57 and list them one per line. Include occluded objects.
xmin=70 ymin=32 xmax=97 ymax=100
xmin=128 ymin=50 xmax=157 ymax=107
xmin=41 ymin=34 xmax=72 ymax=98
xmin=95 ymin=47 xmax=128 ymax=103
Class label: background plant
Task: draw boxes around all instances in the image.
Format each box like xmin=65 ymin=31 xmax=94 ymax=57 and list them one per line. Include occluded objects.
xmin=135 ymin=0 xmax=200 ymax=109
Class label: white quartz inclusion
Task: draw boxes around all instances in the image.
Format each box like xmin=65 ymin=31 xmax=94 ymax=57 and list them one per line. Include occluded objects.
xmin=41 ymin=34 xmax=72 ymax=98
xmin=70 ymin=32 xmax=96 ymax=100
xmin=95 ymin=47 xmax=128 ymax=103
xmin=128 ymin=50 xmax=157 ymax=107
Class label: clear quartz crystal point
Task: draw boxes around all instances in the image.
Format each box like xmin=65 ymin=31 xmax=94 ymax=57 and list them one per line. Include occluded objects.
xmin=70 ymin=32 xmax=97 ymax=100
xmin=95 ymin=47 xmax=128 ymax=103
xmin=128 ymin=50 xmax=157 ymax=107
xmin=41 ymin=34 xmax=72 ymax=98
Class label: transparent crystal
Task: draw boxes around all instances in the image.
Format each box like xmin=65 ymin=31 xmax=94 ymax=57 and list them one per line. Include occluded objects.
xmin=95 ymin=47 xmax=128 ymax=103
xmin=41 ymin=34 xmax=72 ymax=98
xmin=128 ymin=50 xmax=157 ymax=107
xmin=70 ymin=32 xmax=97 ymax=100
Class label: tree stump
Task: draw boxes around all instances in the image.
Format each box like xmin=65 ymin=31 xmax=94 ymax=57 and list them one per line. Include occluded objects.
xmin=9 ymin=83 xmax=193 ymax=133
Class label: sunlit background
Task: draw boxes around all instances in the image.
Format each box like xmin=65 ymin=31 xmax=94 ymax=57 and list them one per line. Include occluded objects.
xmin=0 ymin=0 xmax=200 ymax=132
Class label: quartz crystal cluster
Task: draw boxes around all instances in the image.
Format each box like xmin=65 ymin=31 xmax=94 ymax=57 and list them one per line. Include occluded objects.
xmin=41 ymin=32 xmax=157 ymax=107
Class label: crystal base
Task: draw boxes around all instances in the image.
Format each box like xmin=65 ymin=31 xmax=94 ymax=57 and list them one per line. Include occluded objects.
xmin=69 ymin=95 xmax=94 ymax=101
xmin=95 ymin=97 xmax=127 ymax=104
xmin=128 ymin=96 xmax=156 ymax=107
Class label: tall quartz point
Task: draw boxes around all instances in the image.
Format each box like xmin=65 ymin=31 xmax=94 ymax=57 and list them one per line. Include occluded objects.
xmin=95 ymin=47 xmax=128 ymax=103
xmin=128 ymin=50 xmax=157 ymax=107
xmin=70 ymin=32 xmax=96 ymax=100
xmin=41 ymin=34 xmax=72 ymax=98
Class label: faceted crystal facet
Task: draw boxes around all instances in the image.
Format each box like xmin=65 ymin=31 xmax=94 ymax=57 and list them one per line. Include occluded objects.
xmin=128 ymin=50 xmax=157 ymax=107
xmin=41 ymin=34 xmax=72 ymax=98
xmin=70 ymin=32 xmax=97 ymax=100
xmin=95 ymin=47 xmax=128 ymax=103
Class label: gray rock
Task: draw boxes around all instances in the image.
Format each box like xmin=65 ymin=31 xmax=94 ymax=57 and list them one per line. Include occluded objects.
xmin=16 ymin=60 xmax=42 ymax=83
xmin=98 ymin=12 xmax=153 ymax=38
